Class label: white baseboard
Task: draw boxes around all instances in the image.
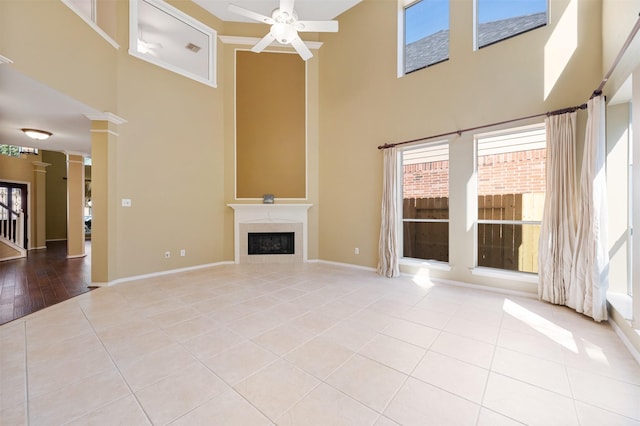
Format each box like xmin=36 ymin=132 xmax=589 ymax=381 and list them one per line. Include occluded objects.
xmin=310 ymin=259 xmax=377 ymax=273
xmin=609 ymin=318 xmax=640 ymax=366
xmin=100 ymin=261 xmax=235 ymax=287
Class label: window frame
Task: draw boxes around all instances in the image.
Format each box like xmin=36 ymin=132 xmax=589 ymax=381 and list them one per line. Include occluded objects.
xmin=473 ymin=123 xmax=546 ymax=276
xmin=399 ymin=140 xmax=451 ymax=265
xmin=61 ymin=0 xmax=118 ymax=49
xmin=128 ymin=0 xmax=217 ymax=88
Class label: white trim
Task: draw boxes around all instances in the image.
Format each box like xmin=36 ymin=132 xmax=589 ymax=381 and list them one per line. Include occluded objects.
xmin=396 ymin=0 xmax=405 ymax=78
xmin=84 ymin=112 xmax=127 ymax=125
xmin=219 ymin=35 xmax=323 ymax=50
xmin=0 ymin=54 xmax=13 ymax=64
xmin=471 ymin=266 xmax=539 ymax=283
xmin=608 ymin=292 xmax=633 ymax=320
xmin=400 ymin=257 xmax=452 ymax=271
xmin=425 ymin=276 xmax=538 ymax=298
xmin=46 ymin=238 xmax=67 ymax=242
xmin=313 ymin=259 xmax=377 ymax=273
xmin=129 ymin=0 xmax=217 ymax=88
xmin=65 ymin=151 xmax=88 ymax=158
xmin=67 ymin=254 xmax=87 ymax=259
xmin=60 ymin=0 xmax=119 ymax=49
xmin=90 ymin=129 xmax=119 ymax=136
xmin=97 ymin=261 xmax=235 ymax=287
xmin=0 ymin=255 xmax=24 ymax=262
xmin=608 ymin=318 xmax=640 ymax=366
xmin=30 ymin=246 xmax=48 ymax=250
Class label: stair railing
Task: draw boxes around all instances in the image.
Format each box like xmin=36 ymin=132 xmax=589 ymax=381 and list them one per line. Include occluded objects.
xmin=0 ymin=201 xmax=25 ymax=249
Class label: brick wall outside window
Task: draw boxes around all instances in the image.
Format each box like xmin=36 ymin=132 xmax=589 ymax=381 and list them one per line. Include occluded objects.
xmin=402 ymin=148 xmax=546 ymax=198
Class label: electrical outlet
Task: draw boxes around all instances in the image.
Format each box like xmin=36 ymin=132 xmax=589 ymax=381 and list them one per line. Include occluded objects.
xmin=122 ymin=198 xmax=132 ymax=207
xmin=354 ymin=247 xmax=360 ymax=255
xmin=164 ymin=251 xmax=171 ymax=258
xmin=180 ymin=249 xmax=186 ymax=257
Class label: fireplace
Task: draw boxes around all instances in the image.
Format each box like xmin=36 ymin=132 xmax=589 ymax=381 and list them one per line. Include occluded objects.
xmin=228 ymin=204 xmax=312 ymax=264
xmin=248 ymin=232 xmax=295 ymax=255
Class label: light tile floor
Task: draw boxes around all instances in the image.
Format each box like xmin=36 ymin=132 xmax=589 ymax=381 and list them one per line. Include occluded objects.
xmin=1 ymin=263 xmax=640 ymax=425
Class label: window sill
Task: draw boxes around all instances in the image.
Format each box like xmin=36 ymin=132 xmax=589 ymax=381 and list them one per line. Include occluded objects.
xmin=607 ymin=292 xmax=632 ymax=321
xmin=400 ymin=258 xmax=452 ymax=272
xmin=470 ymin=267 xmax=538 ymax=284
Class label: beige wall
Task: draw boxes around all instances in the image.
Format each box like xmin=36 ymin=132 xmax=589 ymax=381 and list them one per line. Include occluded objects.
xmin=110 ymin=0 xmax=226 ymax=278
xmin=317 ymin=0 xmax=602 ymax=292
xmin=43 ymin=151 xmax=67 ymax=241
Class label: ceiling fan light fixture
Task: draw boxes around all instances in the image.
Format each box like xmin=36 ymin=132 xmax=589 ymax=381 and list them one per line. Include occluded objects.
xmin=22 ymin=128 xmax=52 ymax=140
xmin=270 ymin=22 xmax=296 ymax=44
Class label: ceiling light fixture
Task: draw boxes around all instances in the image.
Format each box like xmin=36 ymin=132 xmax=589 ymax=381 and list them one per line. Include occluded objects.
xmin=22 ymin=128 xmax=52 ymax=140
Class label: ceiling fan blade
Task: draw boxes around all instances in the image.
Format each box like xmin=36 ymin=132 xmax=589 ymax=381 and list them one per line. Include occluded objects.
xmin=279 ymin=0 xmax=295 ymax=16
xmin=290 ymin=35 xmax=313 ymax=61
xmin=252 ymin=33 xmax=276 ymax=53
xmin=228 ymin=4 xmax=274 ymax=24
xmin=296 ymin=20 xmax=339 ymax=32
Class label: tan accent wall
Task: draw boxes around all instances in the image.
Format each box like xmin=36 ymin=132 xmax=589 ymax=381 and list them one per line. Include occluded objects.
xmin=43 ymin=151 xmax=68 ymax=241
xmin=236 ymin=51 xmax=306 ymax=199
xmin=317 ymin=0 xmax=602 ymax=291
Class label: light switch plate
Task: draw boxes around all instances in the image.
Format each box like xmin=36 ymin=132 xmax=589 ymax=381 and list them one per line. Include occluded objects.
xmin=122 ymin=198 xmax=132 ymax=207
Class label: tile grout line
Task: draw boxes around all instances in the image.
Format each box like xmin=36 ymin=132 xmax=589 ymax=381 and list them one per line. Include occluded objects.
xmin=77 ymin=302 xmax=154 ymax=426
xmin=22 ymin=320 xmax=30 ymax=426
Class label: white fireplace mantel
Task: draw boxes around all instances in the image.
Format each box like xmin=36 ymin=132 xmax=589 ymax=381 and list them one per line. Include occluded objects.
xmin=228 ymin=204 xmax=312 ymax=264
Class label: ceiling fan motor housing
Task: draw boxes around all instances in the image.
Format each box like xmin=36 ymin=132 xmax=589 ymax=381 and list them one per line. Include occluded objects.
xmin=270 ymin=9 xmax=297 ymax=44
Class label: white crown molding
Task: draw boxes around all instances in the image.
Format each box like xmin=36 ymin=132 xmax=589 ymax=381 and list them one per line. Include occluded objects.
xmin=65 ymin=151 xmax=89 ymax=158
xmin=84 ymin=112 xmax=127 ymax=125
xmin=0 ymin=54 xmax=13 ymax=64
xmin=218 ymin=35 xmax=323 ymax=50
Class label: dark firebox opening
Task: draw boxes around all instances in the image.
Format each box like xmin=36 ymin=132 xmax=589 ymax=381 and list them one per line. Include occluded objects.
xmin=248 ymin=232 xmax=295 ymax=255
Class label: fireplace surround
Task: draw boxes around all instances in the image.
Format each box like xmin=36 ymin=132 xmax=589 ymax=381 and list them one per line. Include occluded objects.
xmin=228 ymin=204 xmax=312 ymax=264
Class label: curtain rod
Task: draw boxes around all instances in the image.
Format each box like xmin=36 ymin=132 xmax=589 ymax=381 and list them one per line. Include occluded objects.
xmin=376 ymin=103 xmax=587 ymax=150
xmin=594 ymin=13 xmax=640 ymax=95
xmin=378 ymin=13 xmax=640 ymax=151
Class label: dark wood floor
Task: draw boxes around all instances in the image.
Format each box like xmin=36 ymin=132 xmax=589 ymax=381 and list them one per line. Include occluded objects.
xmin=0 ymin=240 xmax=93 ymax=325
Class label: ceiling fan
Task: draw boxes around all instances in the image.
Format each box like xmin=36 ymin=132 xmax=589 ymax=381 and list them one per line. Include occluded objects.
xmin=228 ymin=0 xmax=339 ymax=61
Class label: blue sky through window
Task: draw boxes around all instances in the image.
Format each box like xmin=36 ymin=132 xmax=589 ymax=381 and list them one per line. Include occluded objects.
xmin=478 ymin=0 xmax=547 ymax=24
xmin=405 ymin=0 xmax=449 ymax=44
xmin=405 ymin=0 xmax=547 ymax=44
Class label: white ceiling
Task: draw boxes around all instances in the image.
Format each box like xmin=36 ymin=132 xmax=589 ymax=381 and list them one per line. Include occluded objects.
xmin=0 ymin=0 xmax=361 ymax=156
xmin=0 ymin=65 xmax=100 ymax=156
xmin=193 ymin=0 xmax=361 ymax=23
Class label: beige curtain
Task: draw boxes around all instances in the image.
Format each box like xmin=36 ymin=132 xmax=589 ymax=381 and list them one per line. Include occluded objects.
xmin=377 ymin=147 xmax=400 ymax=278
xmin=538 ymin=111 xmax=578 ymax=304
xmin=568 ymin=95 xmax=609 ymax=321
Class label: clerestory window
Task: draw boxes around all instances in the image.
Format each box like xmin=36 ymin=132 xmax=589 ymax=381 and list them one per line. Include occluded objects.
xmin=400 ymin=0 xmax=450 ymax=76
xmin=475 ymin=0 xmax=548 ymax=49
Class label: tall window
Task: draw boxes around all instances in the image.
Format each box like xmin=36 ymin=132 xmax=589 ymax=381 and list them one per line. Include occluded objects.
xmin=403 ymin=0 xmax=450 ymax=74
xmin=476 ymin=124 xmax=545 ymax=273
xmin=402 ymin=142 xmax=449 ymax=262
xmin=475 ymin=0 xmax=547 ymax=49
